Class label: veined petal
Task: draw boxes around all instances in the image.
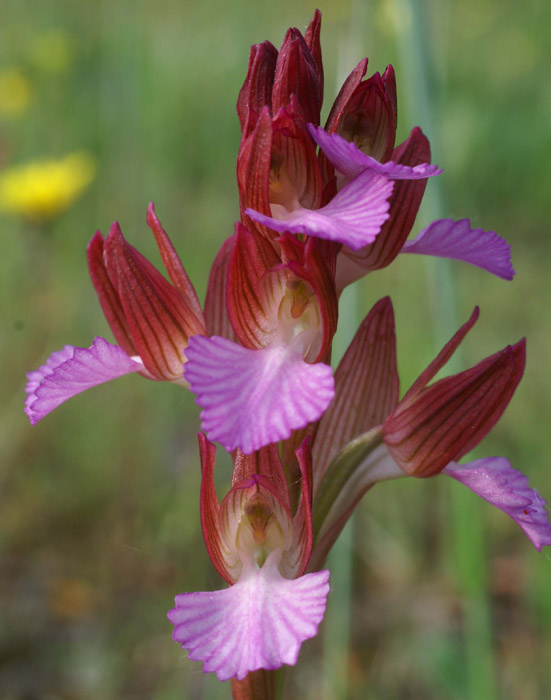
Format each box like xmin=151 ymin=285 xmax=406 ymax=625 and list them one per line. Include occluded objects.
xmin=87 ymin=231 xmax=137 ymax=357
xmin=304 ymin=10 xmax=323 ymax=102
xmin=146 ymin=203 xmax=205 ymax=321
xmin=227 ymin=223 xmax=282 ymax=349
xmin=401 ymin=218 xmax=515 ymax=280
xmin=232 ymin=446 xmax=289 ymax=507
xmin=324 ymin=58 xmax=368 ymax=135
xmin=25 ymin=337 xmax=142 ymax=425
xmin=246 ymin=170 xmax=394 ymax=250
xmin=184 ymin=335 xmax=335 ymax=454
xmin=444 ymin=458 xmax=551 ymax=551
xmin=334 ymin=65 xmax=397 ymax=163
xmin=272 ymin=27 xmax=322 ymax=127
xmin=384 ymin=340 xmax=525 ymax=477
xmin=237 ymin=40 xmax=278 ymax=136
xmin=238 ymin=107 xmax=273 ymax=238
xmin=309 ymin=124 xmax=441 ymax=182
xmin=104 ymin=222 xmax=201 ymax=380
xmin=281 ymin=439 xmax=314 ymax=578
xmin=198 ymin=435 xmax=238 ymax=585
xmin=336 ymin=127 xmax=431 ymax=288
xmin=204 ymin=235 xmax=237 ymax=341
xmin=168 ymin=555 xmax=330 ymax=681
xmin=313 ymin=297 xmax=399 ymax=487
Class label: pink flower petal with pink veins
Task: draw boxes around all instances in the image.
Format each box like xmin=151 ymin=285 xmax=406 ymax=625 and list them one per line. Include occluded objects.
xmin=245 ymin=169 xmax=394 ymax=251
xmin=168 ymin=553 xmax=330 ymax=681
xmin=401 ymin=218 xmax=514 ymax=280
xmin=184 ymin=334 xmax=335 ymax=454
xmin=308 ymin=124 xmax=442 ymax=181
xmin=25 ymin=337 xmax=143 ymax=424
xmin=444 ymin=457 xmax=551 ymax=551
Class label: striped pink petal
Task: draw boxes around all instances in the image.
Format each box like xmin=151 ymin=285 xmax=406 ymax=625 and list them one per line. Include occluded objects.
xmin=308 ymin=124 xmax=442 ymax=181
xmin=245 ymin=170 xmax=394 ymax=250
xmin=25 ymin=337 xmax=142 ymax=425
xmin=444 ymin=458 xmax=551 ymax=551
xmin=401 ymin=218 xmax=514 ymax=280
xmin=168 ymin=555 xmax=330 ymax=681
xmin=184 ymin=335 xmax=335 ymax=454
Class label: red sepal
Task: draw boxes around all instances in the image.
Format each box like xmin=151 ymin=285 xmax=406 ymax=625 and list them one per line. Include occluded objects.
xmin=237 ymin=40 xmax=278 ymax=138
xmin=384 ymin=330 xmax=526 ymax=478
xmin=320 ymin=58 xmax=368 ymax=190
xmin=282 ymin=439 xmax=314 ymax=578
xmin=204 ymin=235 xmax=237 ymax=340
xmin=337 ymin=126 xmax=431 ymax=288
xmin=335 ymin=66 xmax=397 ymax=163
xmin=455 ymin=339 xmax=525 ymax=460
xmin=312 ymin=297 xmax=399 ymax=484
xmin=198 ymin=433 xmax=233 ymax=585
xmin=271 ymin=102 xmax=323 ymax=211
xmin=237 ymin=107 xmax=273 ymax=238
xmin=304 ymin=9 xmax=324 ymax=106
xmin=87 ymin=231 xmax=137 ymax=358
xmin=103 ymin=222 xmax=202 ymax=380
xmin=232 ymin=444 xmax=290 ymax=510
xmin=146 ymin=203 xmax=204 ymax=325
xmin=227 ymin=223 xmax=281 ymax=349
xmin=324 ymin=58 xmax=368 ymax=135
xmin=272 ymin=26 xmax=322 ymax=127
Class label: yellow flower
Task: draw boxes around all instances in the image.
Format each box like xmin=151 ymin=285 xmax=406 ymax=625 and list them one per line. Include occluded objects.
xmin=0 ymin=152 xmax=96 ymax=222
xmin=0 ymin=68 xmax=33 ymax=118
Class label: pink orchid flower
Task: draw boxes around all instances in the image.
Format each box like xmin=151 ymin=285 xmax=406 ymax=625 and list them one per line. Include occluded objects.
xmin=168 ymin=435 xmax=330 ymax=681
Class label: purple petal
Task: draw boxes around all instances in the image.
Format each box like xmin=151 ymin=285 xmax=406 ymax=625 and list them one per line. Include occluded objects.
xmin=184 ymin=335 xmax=335 ymax=454
xmin=168 ymin=556 xmax=330 ymax=681
xmin=25 ymin=337 xmax=143 ymax=424
xmin=401 ymin=218 xmax=515 ymax=280
xmin=308 ymin=124 xmax=442 ymax=181
xmin=246 ymin=170 xmax=394 ymax=251
xmin=444 ymin=458 xmax=551 ymax=551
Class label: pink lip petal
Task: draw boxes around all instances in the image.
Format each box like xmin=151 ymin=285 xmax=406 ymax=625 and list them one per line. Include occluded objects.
xmin=184 ymin=335 xmax=335 ymax=454
xmin=246 ymin=169 xmax=394 ymax=251
xmin=25 ymin=337 xmax=143 ymax=424
xmin=444 ymin=457 xmax=551 ymax=551
xmin=401 ymin=218 xmax=515 ymax=280
xmin=168 ymin=556 xmax=330 ymax=681
xmin=308 ymin=124 xmax=442 ymax=181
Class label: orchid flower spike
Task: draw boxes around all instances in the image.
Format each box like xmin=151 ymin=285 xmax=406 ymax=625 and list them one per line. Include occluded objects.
xmin=25 ymin=204 xmax=205 ymax=424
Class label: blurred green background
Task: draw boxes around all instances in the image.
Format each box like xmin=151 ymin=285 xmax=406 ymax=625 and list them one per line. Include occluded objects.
xmin=1 ymin=0 xmax=549 ymax=698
